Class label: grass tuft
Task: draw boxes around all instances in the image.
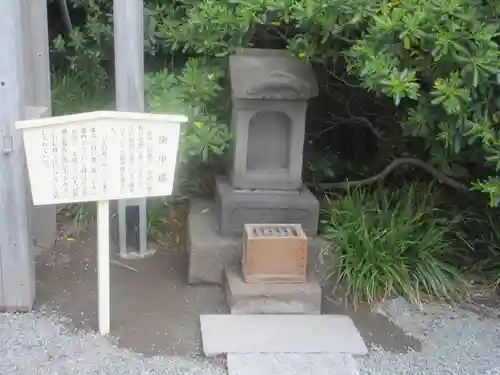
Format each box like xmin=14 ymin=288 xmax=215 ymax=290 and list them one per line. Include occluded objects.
xmin=471 ymin=210 xmax=500 ymax=289
xmin=320 ymin=183 xmax=467 ymax=307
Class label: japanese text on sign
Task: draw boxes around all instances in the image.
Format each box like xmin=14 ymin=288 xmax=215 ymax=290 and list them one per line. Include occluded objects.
xmin=17 ymin=113 xmax=184 ymax=206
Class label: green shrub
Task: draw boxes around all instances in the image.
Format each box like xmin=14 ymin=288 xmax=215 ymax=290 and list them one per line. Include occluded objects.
xmin=336 ymin=0 xmax=500 ymax=201
xmin=320 ymin=183 xmax=467 ymax=306
xmin=55 ymin=0 xmax=500 ymax=204
xmin=51 ymin=0 xmax=112 ymax=92
xmin=51 ymin=73 xmax=112 ymax=115
xmin=151 ymin=0 xmax=500 ymax=202
xmin=146 ymin=58 xmax=231 ymax=199
xmin=146 ymin=58 xmax=230 ymax=165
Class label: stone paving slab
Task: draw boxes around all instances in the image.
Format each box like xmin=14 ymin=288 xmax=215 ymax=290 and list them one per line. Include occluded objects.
xmin=227 ymin=353 xmax=359 ymax=375
xmin=200 ymin=314 xmax=368 ymax=356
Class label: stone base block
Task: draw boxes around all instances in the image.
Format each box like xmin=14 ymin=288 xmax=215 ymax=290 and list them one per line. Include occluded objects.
xmin=187 ymin=200 xmax=240 ymax=284
xmin=187 ymin=199 xmax=329 ymax=285
xmin=215 ymin=177 xmax=319 ymax=237
xmin=225 ymin=266 xmax=321 ymax=314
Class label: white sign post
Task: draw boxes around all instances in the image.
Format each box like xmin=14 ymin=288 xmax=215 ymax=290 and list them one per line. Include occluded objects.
xmin=16 ymin=110 xmax=187 ymax=335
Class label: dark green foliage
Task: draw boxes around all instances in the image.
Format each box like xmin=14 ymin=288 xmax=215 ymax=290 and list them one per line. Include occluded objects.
xmin=470 ymin=211 xmax=500 ymax=288
xmin=51 ymin=73 xmax=112 ymax=115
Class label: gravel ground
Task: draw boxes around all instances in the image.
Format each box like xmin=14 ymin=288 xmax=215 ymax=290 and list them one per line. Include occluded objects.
xmin=360 ymin=297 xmax=500 ymax=375
xmin=0 ymin=313 xmax=226 ymax=375
xmin=1 ymin=298 xmax=500 ymax=375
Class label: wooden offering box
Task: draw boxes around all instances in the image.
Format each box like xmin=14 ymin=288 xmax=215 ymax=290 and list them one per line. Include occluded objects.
xmin=242 ymin=223 xmax=308 ymax=283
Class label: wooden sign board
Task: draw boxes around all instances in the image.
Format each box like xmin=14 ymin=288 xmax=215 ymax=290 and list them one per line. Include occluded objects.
xmin=16 ymin=111 xmax=187 ymax=206
xmin=16 ymin=111 xmax=187 ymax=335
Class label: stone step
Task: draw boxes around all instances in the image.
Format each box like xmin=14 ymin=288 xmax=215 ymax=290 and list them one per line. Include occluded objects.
xmin=224 ymin=266 xmax=321 ymax=314
xmin=200 ymin=314 xmax=368 ymax=357
xmin=227 ymin=353 xmax=360 ymax=375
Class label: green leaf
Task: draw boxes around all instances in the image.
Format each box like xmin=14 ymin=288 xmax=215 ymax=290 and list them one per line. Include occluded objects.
xmin=403 ymin=36 xmax=411 ymax=50
xmin=431 ymin=96 xmax=446 ymax=105
xmin=472 ymin=66 xmax=479 ymax=87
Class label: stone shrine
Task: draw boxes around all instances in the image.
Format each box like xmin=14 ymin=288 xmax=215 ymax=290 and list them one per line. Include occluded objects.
xmin=216 ymin=48 xmax=319 ymax=236
xmin=228 ymin=48 xmax=318 ymax=191
xmin=187 ymin=48 xmax=324 ymax=289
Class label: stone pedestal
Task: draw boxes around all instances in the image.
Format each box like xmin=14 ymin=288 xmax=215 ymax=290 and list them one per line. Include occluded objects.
xmin=215 ymin=178 xmax=319 ymax=237
xmin=225 ymin=266 xmax=321 ymax=314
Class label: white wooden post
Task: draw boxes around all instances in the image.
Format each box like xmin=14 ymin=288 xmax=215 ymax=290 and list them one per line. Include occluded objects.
xmin=21 ymin=0 xmax=56 ymax=253
xmin=97 ymin=200 xmax=110 ymax=334
xmin=0 ymin=1 xmax=35 ymax=311
xmin=114 ymin=0 xmax=150 ymax=258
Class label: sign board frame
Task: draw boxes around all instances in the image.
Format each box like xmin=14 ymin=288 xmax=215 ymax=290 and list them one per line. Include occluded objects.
xmin=16 ymin=110 xmax=187 ymax=334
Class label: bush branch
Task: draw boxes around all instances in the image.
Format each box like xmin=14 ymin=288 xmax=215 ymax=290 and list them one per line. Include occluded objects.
xmin=312 ymin=114 xmax=387 ymax=141
xmin=59 ymin=0 xmax=73 ymax=34
xmin=318 ymin=157 xmax=470 ymax=192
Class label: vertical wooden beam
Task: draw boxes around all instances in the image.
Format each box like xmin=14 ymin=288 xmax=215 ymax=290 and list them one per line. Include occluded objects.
xmin=21 ymin=0 xmax=56 ymax=253
xmin=114 ymin=0 xmax=149 ymax=257
xmin=114 ymin=0 xmax=145 ymax=112
xmin=0 ymin=0 xmax=35 ymax=311
xmin=22 ymin=0 xmax=51 ymax=112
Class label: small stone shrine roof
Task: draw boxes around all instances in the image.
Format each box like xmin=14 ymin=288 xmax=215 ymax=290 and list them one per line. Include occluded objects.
xmin=229 ymin=48 xmax=319 ymax=100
